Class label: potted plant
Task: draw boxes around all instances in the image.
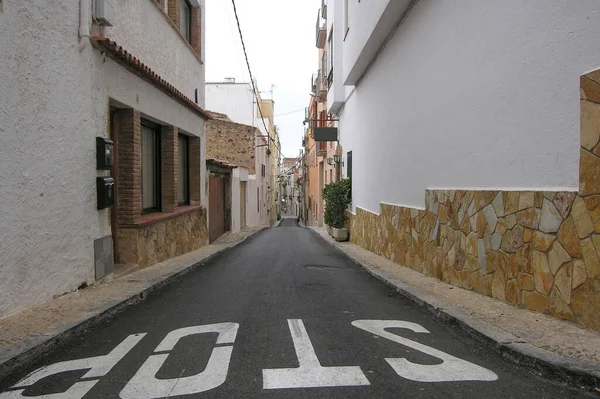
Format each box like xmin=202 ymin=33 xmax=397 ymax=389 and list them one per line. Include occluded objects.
xmin=323 ymin=178 xmax=351 ymax=241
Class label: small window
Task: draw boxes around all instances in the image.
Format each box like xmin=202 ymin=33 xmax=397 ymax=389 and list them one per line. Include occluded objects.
xmin=180 ymin=0 xmax=192 ymax=43
xmin=347 ymin=151 xmax=352 ymax=180
xmin=257 ymin=187 xmax=260 ymax=212
xmin=142 ymin=123 xmax=161 ymax=213
xmin=178 ymin=134 xmax=189 ymax=206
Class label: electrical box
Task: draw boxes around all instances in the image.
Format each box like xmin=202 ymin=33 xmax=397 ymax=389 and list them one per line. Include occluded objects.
xmin=97 ymin=177 xmax=115 ymax=210
xmin=93 ymin=0 xmax=114 ymax=26
xmin=96 ymin=137 xmax=114 ymax=170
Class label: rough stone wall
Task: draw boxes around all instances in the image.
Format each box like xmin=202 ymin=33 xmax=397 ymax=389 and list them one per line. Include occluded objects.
xmin=347 ymin=71 xmax=600 ymax=331
xmin=117 ymin=207 xmax=208 ymax=268
xmin=206 ymin=119 xmax=256 ymax=174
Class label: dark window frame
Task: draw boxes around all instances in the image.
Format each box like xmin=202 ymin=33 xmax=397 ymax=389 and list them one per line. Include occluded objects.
xmin=347 ymin=151 xmax=352 ymax=180
xmin=180 ymin=0 xmax=193 ymax=43
xmin=178 ymin=133 xmax=190 ymax=206
xmin=141 ymin=120 xmax=162 ymax=214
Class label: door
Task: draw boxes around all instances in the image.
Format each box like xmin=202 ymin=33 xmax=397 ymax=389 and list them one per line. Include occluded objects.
xmin=209 ymin=176 xmax=225 ymax=243
xmin=240 ymin=182 xmax=247 ymax=228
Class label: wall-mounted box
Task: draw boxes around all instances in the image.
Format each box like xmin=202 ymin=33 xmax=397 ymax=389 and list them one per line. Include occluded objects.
xmin=93 ymin=0 xmax=114 ymax=26
xmin=97 ymin=177 xmax=114 ymax=210
xmin=96 ymin=137 xmax=114 ymax=170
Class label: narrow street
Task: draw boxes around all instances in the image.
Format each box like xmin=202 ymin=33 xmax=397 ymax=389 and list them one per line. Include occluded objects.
xmin=0 ymin=221 xmax=593 ymax=398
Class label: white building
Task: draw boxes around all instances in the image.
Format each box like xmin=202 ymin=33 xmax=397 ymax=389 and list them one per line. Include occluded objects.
xmin=326 ymin=0 xmax=600 ymax=328
xmin=0 ymin=0 xmax=210 ymax=318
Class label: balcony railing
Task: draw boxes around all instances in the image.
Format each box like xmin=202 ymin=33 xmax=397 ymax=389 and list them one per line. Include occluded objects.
xmin=316 ymin=10 xmax=326 ymax=48
xmin=317 ymin=141 xmax=327 ymax=156
xmin=322 ymin=0 xmax=327 ymax=19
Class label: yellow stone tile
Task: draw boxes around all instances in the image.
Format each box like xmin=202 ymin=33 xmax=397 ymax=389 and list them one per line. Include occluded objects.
xmin=517 ymin=272 xmax=535 ymax=291
xmin=554 ymin=262 xmax=573 ymax=304
xmin=549 ymin=287 xmax=574 ymax=321
xmin=469 ymin=270 xmax=486 ymax=294
xmin=580 ymin=100 xmax=600 ymax=151
xmin=532 ymin=250 xmax=552 ymax=295
xmin=505 ymin=278 xmax=520 ymax=305
xmin=581 ymin=237 xmax=600 ymax=279
xmin=492 ymin=268 xmax=507 ymax=300
xmin=504 ymin=192 xmax=519 ymax=215
xmin=571 ymin=196 xmax=595 ymax=238
xmin=557 ymin=218 xmax=583 ymax=258
xmin=570 ymin=279 xmax=600 ymax=330
xmin=522 ymin=291 xmax=550 ymax=313
xmin=518 ymin=192 xmax=535 ymax=211
xmin=580 ymin=149 xmax=600 ymax=196
xmin=548 ymin=242 xmax=572 ymax=276
xmin=580 ymin=76 xmax=600 ymax=104
xmin=523 ymin=228 xmax=533 ymax=243
xmin=572 ymin=259 xmax=587 ymax=290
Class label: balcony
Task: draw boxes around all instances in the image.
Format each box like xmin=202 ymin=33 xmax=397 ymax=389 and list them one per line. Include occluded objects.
xmin=322 ymin=0 xmax=327 ymax=19
xmin=316 ymin=141 xmax=327 ymax=157
xmin=316 ymin=10 xmax=326 ymax=48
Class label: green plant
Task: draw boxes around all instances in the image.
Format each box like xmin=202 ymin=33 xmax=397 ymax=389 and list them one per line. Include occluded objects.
xmin=323 ymin=178 xmax=352 ymax=228
xmin=277 ymin=213 xmax=281 ymax=221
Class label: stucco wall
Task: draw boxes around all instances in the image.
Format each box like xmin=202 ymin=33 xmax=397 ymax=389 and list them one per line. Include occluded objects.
xmin=0 ymin=2 xmax=107 ymax=317
xmin=339 ymin=0 xmax=600 ymax=214
xmin=106 ymin=0 xmax=206 ymax=108
xmin=206 ymin=83 xmax=255 ymax=127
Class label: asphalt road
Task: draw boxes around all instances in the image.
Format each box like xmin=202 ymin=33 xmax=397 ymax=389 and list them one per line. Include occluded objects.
xmin=0 ymin=219 xmax=594 ymax=398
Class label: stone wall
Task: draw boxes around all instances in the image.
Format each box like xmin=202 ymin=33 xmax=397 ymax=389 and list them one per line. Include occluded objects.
xmin=346 ymin=71 xmax=600 ymax=331
xmin=117 ymin=207 xmax=208 ymax=268
xmin=206 ymin=119 xmax=257 ymax=173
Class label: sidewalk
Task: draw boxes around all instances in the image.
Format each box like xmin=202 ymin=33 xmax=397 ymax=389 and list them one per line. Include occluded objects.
xmin=0 ymin=226 xmax=265 ymax=380
xmin=309 ymin=226 xmax=600 ymax=389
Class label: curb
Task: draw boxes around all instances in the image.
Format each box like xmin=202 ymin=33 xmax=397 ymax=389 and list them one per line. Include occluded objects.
xmin=0 ymin=227 xmax=267 ymax=384
xmin=307 ymin=228 xmax=600 ymax=390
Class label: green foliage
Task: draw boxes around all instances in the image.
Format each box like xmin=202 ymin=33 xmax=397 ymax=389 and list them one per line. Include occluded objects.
xmin=323 ymin=178 xmax=352 ymax=229
xmin=277 ymin=213 xmax=282 ymax=221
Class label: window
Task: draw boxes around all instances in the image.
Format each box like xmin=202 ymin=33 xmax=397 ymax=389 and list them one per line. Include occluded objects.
xmin=330 ymin=169 xmax=332 ymax=183
xmin=261 ymin=164 xmax=266 ymax=177
xmin=178 ymin=134 xmax=189 ymax=206
xmin=327 ymin=28 xmax=334 ymax=88
xmin=347 ymin=151 xmax=352 ymax=180
xmin=180 ymin=0 xmax=192 ymax=43
xmin=142 ymin=123 xmax=161 ymax=213
xmin=344 ymin=0 xmax=349 ymax=40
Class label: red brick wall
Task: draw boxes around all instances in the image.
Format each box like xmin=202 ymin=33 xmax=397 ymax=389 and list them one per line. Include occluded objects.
xmin=161 ymin=126 xmax=178 ymax=212
xmin=116 ymin=109 xmax=141 ymax=225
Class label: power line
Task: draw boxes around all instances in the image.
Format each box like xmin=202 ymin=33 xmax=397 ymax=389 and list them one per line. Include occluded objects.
xmin=230 ymin=0 xmax=276 ymax=149
xmin=274 ymin=107 xmax=306 ymax=117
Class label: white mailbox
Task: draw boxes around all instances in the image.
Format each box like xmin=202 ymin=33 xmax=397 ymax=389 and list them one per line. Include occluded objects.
xmin=94 ymin=0 xmax=114 ymax=26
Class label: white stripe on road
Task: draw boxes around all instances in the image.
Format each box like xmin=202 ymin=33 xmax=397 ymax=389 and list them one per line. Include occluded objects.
xmin=119 ymin=323 xmax=239 ymax=399
xmin=262 ymin=319 xmax=370 ymax=389
xmin=352 ymin=320 xmax=498 ymax=382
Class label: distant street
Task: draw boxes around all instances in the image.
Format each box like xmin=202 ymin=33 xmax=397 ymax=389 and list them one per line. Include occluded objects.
xmin=0 ymin=220 xmax=592 ymax=398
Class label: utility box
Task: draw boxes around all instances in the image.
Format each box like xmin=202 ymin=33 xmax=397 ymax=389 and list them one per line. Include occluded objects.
xmin=97 ymin=177 xmax=115 ymax=210
xmin=96 ymin=137 xmax=114 ymax=170
xmin=93 ymin=0 xmax=114 ymax=26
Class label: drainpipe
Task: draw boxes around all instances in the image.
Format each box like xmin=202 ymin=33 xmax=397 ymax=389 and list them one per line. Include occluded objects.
xmin=79 ymin=0 xmax=91 ymax=51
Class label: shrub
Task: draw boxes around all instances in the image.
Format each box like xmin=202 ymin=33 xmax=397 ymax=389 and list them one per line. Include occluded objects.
xmin=323 ymin=178 xmax=352 ymax=229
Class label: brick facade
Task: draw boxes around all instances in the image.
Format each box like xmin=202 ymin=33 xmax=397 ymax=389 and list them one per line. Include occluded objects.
xmin=206 ymin=119 xmax=257 ymax=174
xmin=116 ymin=108 xmax=141 ymax=225
xmin=167 ymin=0 xmax=180 ymax=29
xmin=190 ymin=136 xmax=201 ymax=205
xmin=161 ymin=126 xmax=178 ymax=213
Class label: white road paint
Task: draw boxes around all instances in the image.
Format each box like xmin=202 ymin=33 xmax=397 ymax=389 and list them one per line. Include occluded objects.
xmin=352 ymin=320 xmax=498 ymax=382
xmin=119 ymin=322 xmax=239 ymax=399
xmin=0 ymin=334 xmax=146 ymax=399
xmin=262 ymin=319 xmax=370 ymax=389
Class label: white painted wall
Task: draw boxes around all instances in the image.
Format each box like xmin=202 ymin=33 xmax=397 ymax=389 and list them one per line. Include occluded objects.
xmin=0 ymin=0 xmax=207 ymax=317
xmin=231 ymin=167 xmax=249 ymax=232
xmin=336 ymin=0 xmax=600 ymax=214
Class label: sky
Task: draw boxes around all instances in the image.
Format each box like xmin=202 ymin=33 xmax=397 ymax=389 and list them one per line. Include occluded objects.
xmin=205 ymin=0 xmax=321 ymax=159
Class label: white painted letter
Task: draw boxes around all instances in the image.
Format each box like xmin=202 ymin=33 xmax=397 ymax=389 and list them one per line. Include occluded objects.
xmin=119 ymin=322 xmax=239 ymax=399
xmin=262 ymin=319 xmax=370 ymax=389
xmin=0 ymin=334 xmax=146 ymax=399
xmin=352 ymin=320 xmax=498 ymax=382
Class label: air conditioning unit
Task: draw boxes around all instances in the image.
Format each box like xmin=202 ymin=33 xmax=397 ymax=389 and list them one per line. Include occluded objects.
xmin=94 ymin=0 xmax=114 ymax=26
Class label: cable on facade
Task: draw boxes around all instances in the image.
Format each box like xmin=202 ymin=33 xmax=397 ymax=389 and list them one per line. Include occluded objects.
xmin=230 ymin=0 xmax=276 ymax=149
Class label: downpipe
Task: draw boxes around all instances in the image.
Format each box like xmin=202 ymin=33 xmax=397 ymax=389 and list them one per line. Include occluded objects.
xmin=79 ymin=0 xmax=91 ymax=51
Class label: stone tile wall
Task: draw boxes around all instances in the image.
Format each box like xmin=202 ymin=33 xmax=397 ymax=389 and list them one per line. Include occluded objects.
xmin=346 ymin=71 xmax=600 ymax=331
xmin=117 ymin=207 xmax=208 ymax=268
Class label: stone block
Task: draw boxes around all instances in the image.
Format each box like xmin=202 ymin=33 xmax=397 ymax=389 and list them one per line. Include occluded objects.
xmin=522 ymin=291 xmax=550 ymax=313
xmin=517 ymin=272 xmax=535 ymax=291
xmin=532 ymin=250 xmax=552 ymax=295
xmin=580 ymin=149 xmax=600 ymax=196
xmin=570 ymin=279 xmax=600 ymax=330
xmin=492 ymin=268 xmax=507 ymax=300
xmin=517 ymin=208 xmax=540 ymax=230
xmin=581 ymin=100 xmax=600 ymax=150
xmin=492 ymin=192 xmax=504 ymax=217
xmin=571 ymin=196 xmax=595 ymax=238
xmin=505 ymin=278 xmax=520 ymax=305
xmin=572 ymin=259 xmax=587 ymax=290
xmin=491 ymin=233 xmax=503 ymax=251
xmin=553 ymin=192 xmax=576 ymax=219
xmin=557 ymin=218 xmax=583 ymax=258
xmin=554 ymin=262 xmax=572 ymax=304
xmin=538 ymin=199 xmax=562 ymax=233
xmin=549 ymin=287 xmax=574 ymax=321
xmin=469 ymin=270 xmax=486 ymax=294
xmin=518 ymin=192 xmax=535 ymax=211
xmin=581 ymin=237 xmax=600 ymax=278
xmin=504 ymin=192 xmax=519 ymax=215
xmin=483 ymin=204 xmax=498 ymax=233
xmin=547 ymin=242 xmax=571 ymax=276
xmin=532 ymin=231 xmax=556 ymax=252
